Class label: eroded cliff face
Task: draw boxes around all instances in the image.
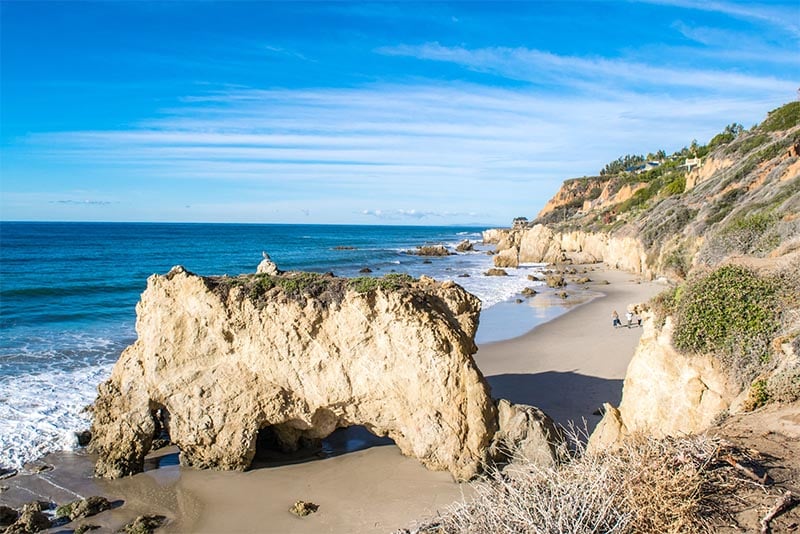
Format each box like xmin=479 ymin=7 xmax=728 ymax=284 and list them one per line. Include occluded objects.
xmin=491 ymin=224 xmax=652 ymax=277
xmin=588 ymin=313 xmax=738 ymax=451
xmin=91 ymin=267 xmax=498 ymax=481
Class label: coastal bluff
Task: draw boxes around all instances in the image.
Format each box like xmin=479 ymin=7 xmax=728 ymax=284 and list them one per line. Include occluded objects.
xmin=91 ymin=266 xmax=559 ymax=481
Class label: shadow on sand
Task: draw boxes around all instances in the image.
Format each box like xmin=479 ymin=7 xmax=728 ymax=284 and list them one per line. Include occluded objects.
xmin=487 ymin=371 xmax=624 ymax=435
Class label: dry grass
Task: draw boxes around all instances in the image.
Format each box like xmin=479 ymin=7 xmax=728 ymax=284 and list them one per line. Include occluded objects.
xmin=399 ymin=434 xmax=746 ymax=534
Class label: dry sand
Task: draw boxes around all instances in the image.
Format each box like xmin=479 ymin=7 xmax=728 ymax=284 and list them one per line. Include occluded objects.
xmin=476 ymin=266 xmax=664 ymax=433
xmin=1 ymin=265 xmax=664 ymax=533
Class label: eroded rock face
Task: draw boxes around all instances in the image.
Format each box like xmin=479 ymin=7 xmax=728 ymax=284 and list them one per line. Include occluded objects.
xmin=492 ymin=224 xmax=650 ymax=278
xmin=91 ymin=267 xmax=497 ymax=481
xmin=588 ymin=313 xmax=738 ymax=452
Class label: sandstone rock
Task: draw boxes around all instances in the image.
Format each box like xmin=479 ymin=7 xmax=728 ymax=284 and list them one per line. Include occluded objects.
xmin=455 ymin=239 xmax=474 ymax=252
xmin=91 ymin=267 xmax=496 ymax=481
xmin=484 ymin=268 xmax=508 ymax=277
xmin=56 ymin=496 xmax=112 ymax=521
xmin=6 ymin=502 xmax=50 ymax=534
xmin=409 ymin=245 xmax=451 ymax=256
xmin=256 ymin=252 xmax=279 ymax=275
xmin=493 ymin=248 xmax=519 ymax=268
xmin=588 ymin=314 xmax=738 ymax=451
xmin=521 ymin=287 xmax=537 ymax=297
xmin=481 ymin=228 xmax=509 ymax=245
xmin=545 ymin=275 xmax=566 ymax=288
xmin=489 ymin=400 xmax=565 ymax=467
xmin=491 ymin=224 xmax=652 ymax=278
xmin=117 ymin=515 xmax=166 ymax=534
xmin=289 ymin=501 xmax=319 ymax=517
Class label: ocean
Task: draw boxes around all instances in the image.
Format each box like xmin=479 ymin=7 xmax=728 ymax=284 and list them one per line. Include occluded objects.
xmin=0 ymin=222 xmax=547 ymax=471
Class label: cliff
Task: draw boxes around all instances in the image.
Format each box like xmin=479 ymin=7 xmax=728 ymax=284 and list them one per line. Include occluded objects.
xmin=492 ymin=102 xmax=800 ymax=282
xmin=488 ymin=102 xmax=800 ymax=449
xmin=91 ymin=267 xmax=563 ymax=481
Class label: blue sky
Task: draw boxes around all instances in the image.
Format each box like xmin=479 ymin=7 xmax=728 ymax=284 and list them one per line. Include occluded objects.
xmin=1 ymin=1 xmax=798 ymax=225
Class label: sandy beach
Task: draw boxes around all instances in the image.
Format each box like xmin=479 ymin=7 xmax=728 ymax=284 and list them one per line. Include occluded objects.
xmin=1 ymin=265 xmax=664 ymax=533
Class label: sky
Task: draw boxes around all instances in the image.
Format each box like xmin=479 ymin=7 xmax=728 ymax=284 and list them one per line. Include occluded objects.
xmin=1 ymin=1 xmax=798 ymax=225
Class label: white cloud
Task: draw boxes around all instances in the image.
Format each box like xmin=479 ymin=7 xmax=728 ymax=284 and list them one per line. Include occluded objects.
xmin=376 ymin=42 xmax=797 ymax=95
xmin=638 ymin=0 xmax=800 ymax=37
xmin=18 ymin=80 xmax=793 ymax=224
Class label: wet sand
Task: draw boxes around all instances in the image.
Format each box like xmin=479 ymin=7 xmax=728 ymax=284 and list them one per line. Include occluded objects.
xmin=0 ymin=265 xmax=665 ymax=533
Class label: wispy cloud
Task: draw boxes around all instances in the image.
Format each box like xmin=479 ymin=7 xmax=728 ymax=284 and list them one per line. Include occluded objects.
xmin=19 ymin=80 xmax=790 ymax=224
xmin=50 ymin=199 xmax=115 ymax=206
xmin=638 ymin=0 xmax=800 ymax=37
xmin=362 ymin=208 xmax=480 ymax=220
xmin=377 ymin=42 xmax=796 ymax=95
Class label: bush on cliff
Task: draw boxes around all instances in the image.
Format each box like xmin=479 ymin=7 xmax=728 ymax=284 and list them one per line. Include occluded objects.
xmin=760 ymin=101 xmax=800 ymax=132
xmin=672 ymin=265 xmax=780 ymax=383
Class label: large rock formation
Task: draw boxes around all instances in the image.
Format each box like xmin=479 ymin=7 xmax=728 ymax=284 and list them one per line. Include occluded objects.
xmin=488 ymin=224 xmax=650 ymax=277
xmin=91 ymin=267 xmax=499 ymax=481
xmin=588 ymin=312 xmax=738 ymax=452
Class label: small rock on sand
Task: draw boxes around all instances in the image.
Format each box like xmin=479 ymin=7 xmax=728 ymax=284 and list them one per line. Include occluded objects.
xmin=289 ymin=501 xmax=319 ymax=517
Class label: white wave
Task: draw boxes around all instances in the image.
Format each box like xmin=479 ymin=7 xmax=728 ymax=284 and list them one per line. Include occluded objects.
xmin=0 ymin=363 xmax=113 ymax=470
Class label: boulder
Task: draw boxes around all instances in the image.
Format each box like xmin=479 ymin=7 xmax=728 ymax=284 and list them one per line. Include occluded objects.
xmin=489 ymin=400 xmax=565 ymax=467
xmin=6 ymin=502 xmax=50 ymax=534
xmin=481 ymin=228 xmax=509 ymax=245
xmin=256 ymin=252 xmax=279 ymax=275
xmin=484 ymin=268 xmax=508 ymax=277
xmin=91 ymin=267 xmax=497 ymax=482
xmin=117 ymin=515 xmax=166 ymax=534
xmin=56 ymin=496 xmax=112 ymax=521
xmin=493 ymin=248 xmax=519 ymax=268
xmin=545 ymin=274 xmax=566 ymax=288
xmin=521 ymin=287 xmax=538 ymax=297
xmin=455 ymin=239 xmax=474 ymax=252
xmin=409 ymin=245 xmax=451 ymax=257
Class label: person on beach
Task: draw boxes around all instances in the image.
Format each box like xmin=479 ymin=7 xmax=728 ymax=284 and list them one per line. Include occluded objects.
xmin=612 ymin=310 xmax=621 ymax=328
xmin=625 ymin=310 xmax=633 ymax=328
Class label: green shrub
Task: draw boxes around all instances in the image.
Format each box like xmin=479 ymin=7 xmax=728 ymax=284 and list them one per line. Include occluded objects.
xmin=716 ymin=212 xmax=780 ymax=255
xmin=760 ymin=102 xmax=800 ymax=132
xmin=348 ymin=273 xmax=414 ymax=293
xmin=650 ymin=286 xmax=680 ymax=327
xmin=744 ymin=379 xmax=770 ymax=411
xmin=705 ymin=188 xmax=744 ymax=226
xmin=672 ymin=265 xmax=780 ymax=381
xmin=767 ymin=364 xmax=800 ymax=404
xmin=641 ymin=205 xmax=696 ymax=248
xmin=663 ymin=175 xmax=686 ymax=196
xmin=728 ymin=133 xmax=769 ymax=155
xmin=708 ymin=131 xmax=735 ymax=149
xmin=663 ymin=248 xmax=690 ymax=278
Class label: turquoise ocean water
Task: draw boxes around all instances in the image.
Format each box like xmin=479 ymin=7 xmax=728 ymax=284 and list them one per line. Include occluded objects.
xmin=0 ymin=222 xmax=544 ymax=470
